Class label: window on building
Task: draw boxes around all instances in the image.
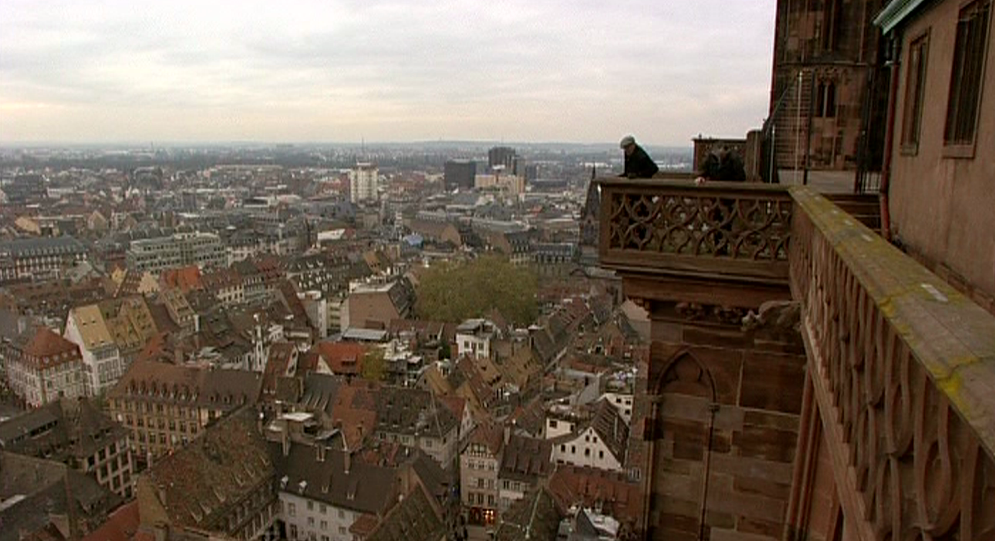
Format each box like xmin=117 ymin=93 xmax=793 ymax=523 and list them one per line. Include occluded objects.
xmin=902 ymin=32 xmax=930 ymax=152
xmin=821 ymin=0 xmax=843 ymax=51
xmin=307 ymin=517 xmax=314 ymax=527
xmin=288 ymin=503 xmax=296 ymax=517
xmin=307 ymin=501 xmax=313 ymax=511
xmin=944 ymin=0 xmax=991 ymax=151
xmin=815 ymin=80 xmax=837 ymax=118
xmin=320 ymin=520 xmax=327 ymax=531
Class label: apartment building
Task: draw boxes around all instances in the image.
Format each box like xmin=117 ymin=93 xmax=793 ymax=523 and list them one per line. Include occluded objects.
xmin=0 ymin=398 xmax=134 ymax=498
xmin=106 ymin=360 xmax=262 ymax=465
xmin=2 ymin=326 xmax=84 ymax=407
xmin=126 ymin=231 xmax=225 ymax=273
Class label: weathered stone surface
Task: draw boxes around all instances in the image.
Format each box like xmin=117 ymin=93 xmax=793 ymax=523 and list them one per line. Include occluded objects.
xmin=732 ymin=475 xmax=792 ymax=501
xmin=740 ymin=352 xmax=805 ymax=414
xmin=733 ymin=425 xmax=798 ymax=463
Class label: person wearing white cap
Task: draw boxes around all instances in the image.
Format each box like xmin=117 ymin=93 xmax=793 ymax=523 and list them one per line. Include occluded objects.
xmin=619 ymin=135 xmax=659 ymax=178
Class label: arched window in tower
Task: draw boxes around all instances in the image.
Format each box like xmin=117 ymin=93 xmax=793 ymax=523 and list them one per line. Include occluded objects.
xmin=816 ymin=80 xmax=838 ymax=118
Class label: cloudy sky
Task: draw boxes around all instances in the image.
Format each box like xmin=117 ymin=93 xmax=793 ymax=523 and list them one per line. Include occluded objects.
xmin=0 ymin=0 xmax=777 ymax=146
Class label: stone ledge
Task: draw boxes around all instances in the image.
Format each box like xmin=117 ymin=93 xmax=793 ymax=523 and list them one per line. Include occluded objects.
xmin=789 ymin=185 xmax=995 ymax=459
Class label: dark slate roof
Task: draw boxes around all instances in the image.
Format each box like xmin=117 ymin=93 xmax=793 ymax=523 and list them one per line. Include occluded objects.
xmin=0 ymin=399 xmax=127 ymax=462
xmin=499 ymin=434 xmax=554 ymax=483
xmin=108 ymin=360 xmax=262 ymax=410
xmin=375 ymin=386 xmax=458 ymax=439
xmin=0 ymin=236 xmax=86 ymax=258
xmin=0 ymin=452 xmax=119 ymax=541
xmin=299 ymin=373 xmax=343 ymax=415
xmin=140 ymin=408 xmax=274 ymax=531
xmin=591 ymin=399 xmax=629 ymax=464
xmin=273 ymin=443 xmax=397 ymax=515
xmin=364 ymin=483 xmax=446 ymax=541
xmin=494 ymin=487 xmax=561 ymax=541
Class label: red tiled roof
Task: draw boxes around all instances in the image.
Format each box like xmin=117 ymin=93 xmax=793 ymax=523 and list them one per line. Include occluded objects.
xmin=82 ymin=501 xmax=140 ymax=541
xmin=313 ymin=342 xmax=367 ymax=375
xmin=160 ymin=266 xmax=202 ymax=291
xmin=21 ymin=327 xmax=80 ymax=368
xmin=547 ymin=465 xmax=642 ymax=527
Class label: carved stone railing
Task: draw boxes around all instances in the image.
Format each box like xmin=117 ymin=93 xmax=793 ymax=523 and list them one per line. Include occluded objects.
xmin=597 ymin=178 xmax=995 ymax=539
xmin=789 ymin=187 xmax=995 ymax=541
xmin=598 ymin=178 xmax=793 ymax=283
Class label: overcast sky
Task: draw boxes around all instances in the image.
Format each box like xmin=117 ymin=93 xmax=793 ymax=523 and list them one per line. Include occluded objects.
xmin=0 ymin=0 xmax=777 ymax=146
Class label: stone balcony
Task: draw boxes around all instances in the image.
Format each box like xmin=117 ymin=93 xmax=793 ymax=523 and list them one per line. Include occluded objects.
xmin=597 ymin=177 xmax=995 ymax=541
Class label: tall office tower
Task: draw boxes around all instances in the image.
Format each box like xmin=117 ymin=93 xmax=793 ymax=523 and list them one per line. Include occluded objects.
xmin=488 ymin=146 xmax=517 ymax=172
xmin=444 ymin=160 xmax=477 ymax=190
xmin=769 ymin=0 xmax=889 ymax=171
xmin=350 ymin=162 xmax=379 ymax=203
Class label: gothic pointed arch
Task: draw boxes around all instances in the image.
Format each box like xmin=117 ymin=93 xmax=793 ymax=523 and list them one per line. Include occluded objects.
xmin=653 ymin=348 xmax=717 ymax=403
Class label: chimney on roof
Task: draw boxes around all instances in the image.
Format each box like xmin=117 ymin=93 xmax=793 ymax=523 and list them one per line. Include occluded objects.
xmin=282 ymin=427 xmax=290 ymax=457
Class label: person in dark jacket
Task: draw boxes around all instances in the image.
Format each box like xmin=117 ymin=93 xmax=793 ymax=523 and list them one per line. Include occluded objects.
xmin=620 ymin=135 xmax=659 ymax=178
xmin=694 ymin=145 xmax=746 ymax=184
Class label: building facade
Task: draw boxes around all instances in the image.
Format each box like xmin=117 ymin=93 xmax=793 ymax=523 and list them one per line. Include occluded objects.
xmin=64 ymin=305 xmax=124 ymax=397
xmin=444 ymin=160 xmax=476 ymax=191
xmin=2 ymin=326 xmax=85 ymax=407
xmin=350 ymin=162 xmax=379 ymax=203
xmin=0 ymin=236 xmax=88 ymax=284
xmin=769 ymin=0 xmax=889 ymax=171
xmin=126 ymin=231 xmax=226 ymax=273
xmin=106 ymin=360 xmax=262 ymax=465
xmin=0 ymin=399 xmax=134 ymax=498
xmin=460 ymin=426 xmax=503 ymax=525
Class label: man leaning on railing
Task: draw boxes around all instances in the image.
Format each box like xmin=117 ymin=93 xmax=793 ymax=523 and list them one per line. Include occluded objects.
xmin=619 ymin=135 xmax=660 ymax=179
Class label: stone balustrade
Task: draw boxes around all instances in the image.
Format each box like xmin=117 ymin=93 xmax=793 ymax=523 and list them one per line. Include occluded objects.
xmin=597 ymin=177 xmax=995 ymax=540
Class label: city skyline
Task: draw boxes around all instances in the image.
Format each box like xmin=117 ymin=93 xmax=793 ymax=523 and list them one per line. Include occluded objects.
xmin=1 ymin=0 xmax=777 ymax=146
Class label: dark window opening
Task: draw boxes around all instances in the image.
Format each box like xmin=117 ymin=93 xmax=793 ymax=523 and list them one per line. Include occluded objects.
xmin=944 ymin=0 xmax=990 ymax=148
xmin=901 ymin=33 xmax=930 ymax=151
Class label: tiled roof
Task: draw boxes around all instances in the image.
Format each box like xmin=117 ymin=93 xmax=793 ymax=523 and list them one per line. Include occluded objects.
xmin=160 ymin=266 xmax=203 ymax=291
xmin=81 ymin=500 xmax=141 ymax=541
xmin=364 ymin=482 xmax=446 ymax=541
xmin=19 ymin=326 xmax=80 ymax=366
xmin=499 ymin=434 xmax=554 ymax=483
xmin=140 ymin=408 xmax=274 ymax=531
xmin=547 ymin=466 xmax=642 ymax=528
xmin=274 ymin=443 xmax=396 ymax=514
xmin=312 ymin=341 xmax=367 ymax=375
xmin=108 ymin=360 xmax=262 ymax=409
xmin=0 ymin=398 xmax=127 ymax=461
xmin=493 ymin=487 xmax=561 ymax=541
xmin=0 ymin=236 xmax=86 ymax=258
xmin=70 ymin=304 xmax=115 ymax=350
xmin=376 ymin=386 xmax=458 ymax=439
xmin=591 ymin=399 xmax=629 ymax=465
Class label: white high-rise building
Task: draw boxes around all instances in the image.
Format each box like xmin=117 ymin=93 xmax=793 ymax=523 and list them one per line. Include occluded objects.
xmin=350 ymin=162 xmax=378 ymax=203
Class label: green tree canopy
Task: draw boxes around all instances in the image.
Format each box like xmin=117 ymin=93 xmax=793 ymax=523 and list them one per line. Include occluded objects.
xmin=415 ymin=255 xmax=538 ymax=327
xmin=361 ymin=348 xmax=387 ymax=382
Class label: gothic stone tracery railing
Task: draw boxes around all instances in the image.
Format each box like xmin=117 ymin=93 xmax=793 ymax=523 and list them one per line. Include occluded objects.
xmin=598 ymin=178 xmax=793 ymax=283
xmin=597 ymin=178 xmax=995 ymax=540
xmin=789 ymin=188 xmax=995 ymax=541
